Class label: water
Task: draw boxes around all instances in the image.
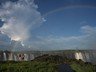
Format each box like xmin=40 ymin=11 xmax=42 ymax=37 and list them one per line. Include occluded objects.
xmin=3 ymin=52 xmax=7 ymax=61
xmin=75 ymin=51 xmax=96 ymax=64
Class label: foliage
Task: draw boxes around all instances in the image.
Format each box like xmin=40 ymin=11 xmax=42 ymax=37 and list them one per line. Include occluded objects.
xmin=0 ymin=61 xmax=58 ymax=72
xmin=70 ymin=61 xmax=96 ymax=72
xmin=0 ymin=55 xmax=95 ymax=72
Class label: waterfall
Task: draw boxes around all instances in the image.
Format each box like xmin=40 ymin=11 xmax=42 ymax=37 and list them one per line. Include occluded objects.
xmin=30 ymin=54 xmax=34 ymax=60
xmin=9 ymin=53 xmax=13 ymax=60
xmin=3 ymin=52 xmax=7 ymax=61
xmin=24 ymin=54 xmax=28 ymax=61
xmin=75 ymin=51 xmax=95 ymax=62
xmin=75 ymin=52 xmax=85 ymax=61
xmin=14 ymin=55 xmax=17 ymax=61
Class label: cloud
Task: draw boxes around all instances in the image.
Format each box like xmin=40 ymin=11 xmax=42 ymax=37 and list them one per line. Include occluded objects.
xmin=0 ymin=32 xmax=12 ymax=50
xmin=0 ymin=0 xmax=44 ymax=42
xmin=81 ymin=25 xmax=96 ymax=34
xmin=0 ymin=32 xmax=11 ymax=44
xmin=0 ymin=0 xmax=95 ymax=51
xmin=0 ymin=0 xmax=45 ymax=51
xmin=29 ymin=25 xmax=96 ymax=50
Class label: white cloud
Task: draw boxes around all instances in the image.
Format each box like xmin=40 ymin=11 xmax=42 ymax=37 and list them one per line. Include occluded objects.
xmin=0 ymin=0 xmax=44 ymax=42
xmin=81 ymin=25 xmax=96 ymax=34
xmin=0 ymin=0 xmax=45 ymax=51
xmin=29 ymin=25 xmax=96 ymax=50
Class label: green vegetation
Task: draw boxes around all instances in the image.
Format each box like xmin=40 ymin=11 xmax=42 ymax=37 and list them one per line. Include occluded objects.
xmin=0 ymin=61 xmax=58 ymax=72
xmin=71 ymin=62 xmax=95 ymax=72
xmin=0 ymin=55 xmax=95 ymax=72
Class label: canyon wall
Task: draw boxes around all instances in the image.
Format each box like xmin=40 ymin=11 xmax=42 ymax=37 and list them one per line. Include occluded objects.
xmin=0 ymin=50 xmax=96 ymax=64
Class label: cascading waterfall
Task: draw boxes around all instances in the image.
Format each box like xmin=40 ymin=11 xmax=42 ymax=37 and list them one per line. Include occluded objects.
xmin=8 ymin=53 xmax=13 ymax=60
xmin=14 ymin=55 xmax=17 ymax=61
xmin=0 ymin=50 xmax=95 ymax=64
xmin=84 ymin=52 xmax=91 ymax=62
xmin=75 ymin=52 xmax=81 ymax=60
xmin=30 ymin=54 xmax=34 ymax=60
xmin=3 ymin=52 xmax=7 ymax=61
xmin=75 ymin=51 xmax=96 ymax=64
xmin=75 ymin=52 xmax=85 ymax=61
xmin=24 ymin=54 xmax=28 ymax=61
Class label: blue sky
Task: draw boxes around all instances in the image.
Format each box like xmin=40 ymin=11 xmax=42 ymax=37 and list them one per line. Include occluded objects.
xmin=32 ymin=7 xmax=96 ymax=37
xmin=0 ymin=0 xmax=96 ymax=51
xmin=34 ymin=0 xmax=96 ymax=14
xmin=32 ymin=0 xmax=96 ymax=37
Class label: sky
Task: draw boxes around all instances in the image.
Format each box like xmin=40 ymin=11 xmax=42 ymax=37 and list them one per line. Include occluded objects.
xmin=0 ymin=0 xmax=96 ymax=51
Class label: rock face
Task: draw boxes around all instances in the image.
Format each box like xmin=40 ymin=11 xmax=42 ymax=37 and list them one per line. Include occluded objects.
xmin=0 ymin=51 xmax=4 ymax=61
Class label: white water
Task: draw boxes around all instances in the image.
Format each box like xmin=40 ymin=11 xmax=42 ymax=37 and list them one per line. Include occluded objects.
xmin=3 ymin=52 xmax=7 ymax=61
xmin=75 ymin=52 xmax=84 ymax=61
xmin=30 ymin=54 xmax=34 ymax=60
xmin=14 ymin=55 xmax=17 ymax=61
xmin=8 ymin=53 xmax=13 ymax=60
xmin=75 ymin=51 xmax=96 ymax=64
xmin=24 ymin=54 xmax=28 ymax=61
